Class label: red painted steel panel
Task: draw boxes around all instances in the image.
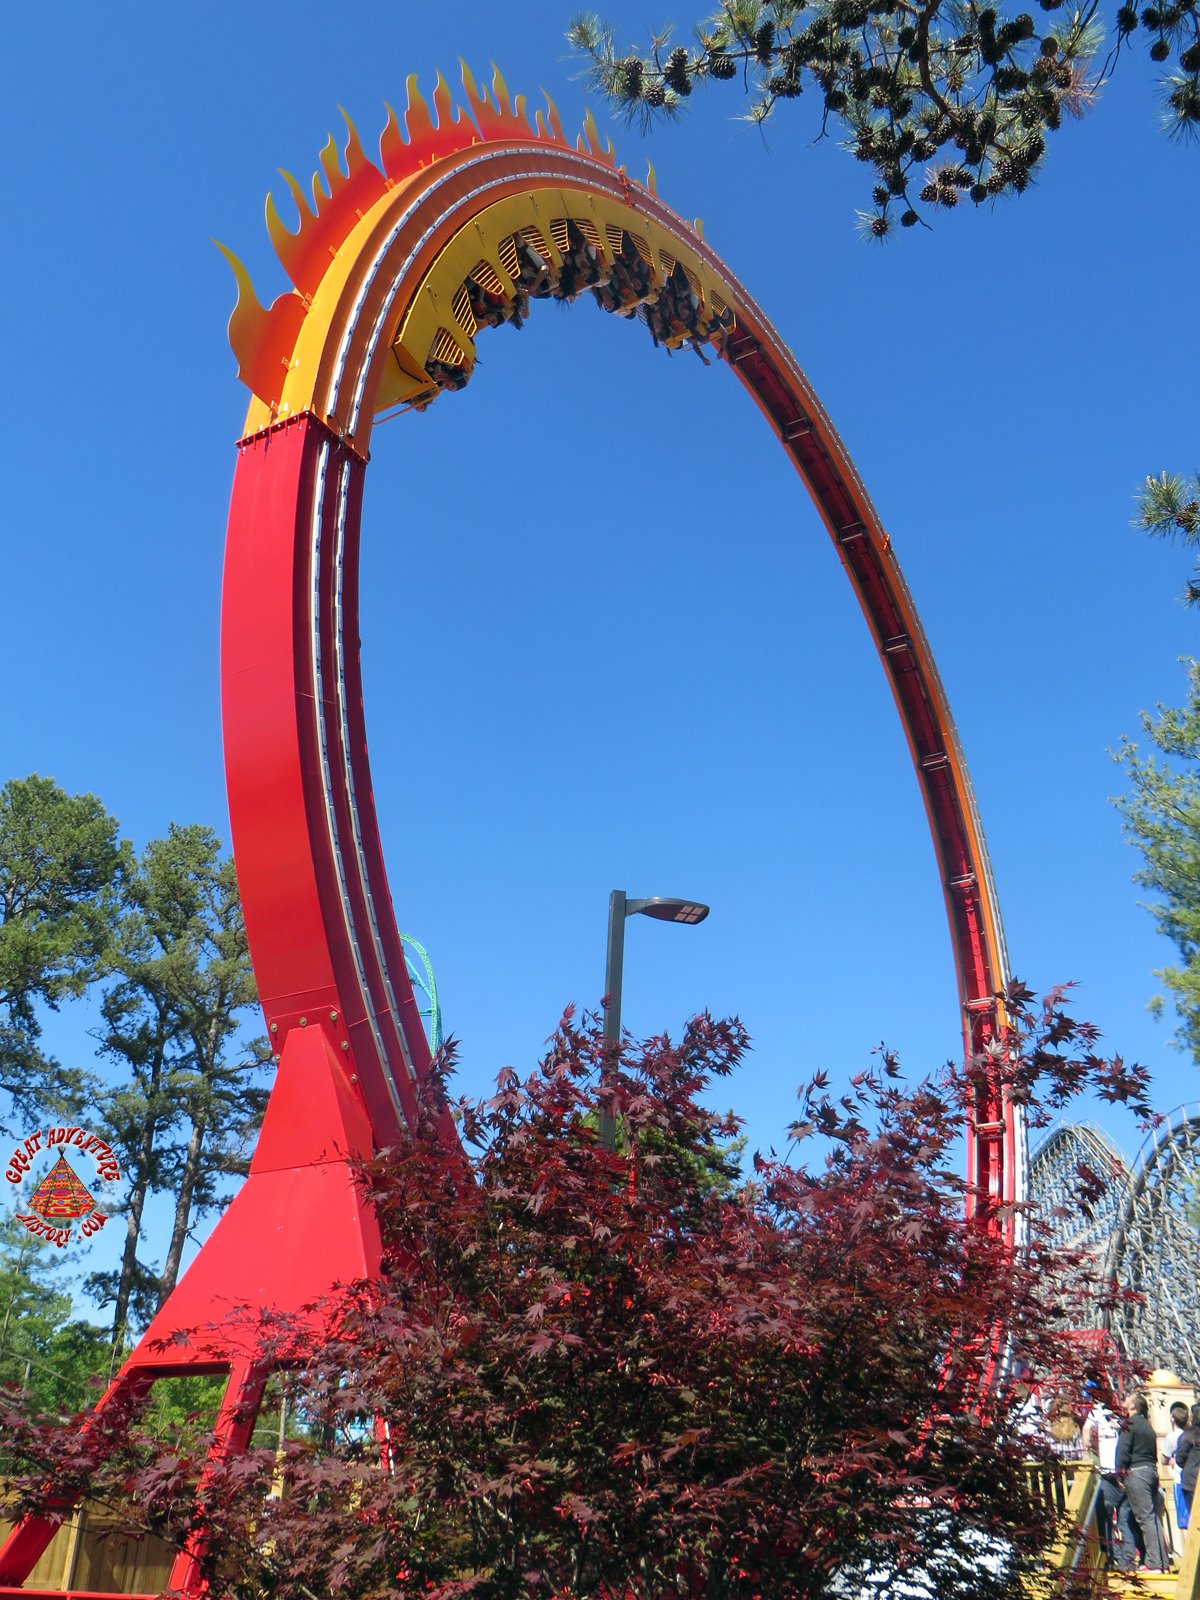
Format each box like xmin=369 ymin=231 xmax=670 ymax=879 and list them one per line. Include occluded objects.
xmin=221 ymin=418 xmax=341 ymax=1020
xmin=0 ymin=1028 xmax=380 ymax=1588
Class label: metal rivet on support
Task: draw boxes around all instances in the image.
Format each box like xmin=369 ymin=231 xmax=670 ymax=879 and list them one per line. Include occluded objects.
xmin=350 ymin=1074 xmax=358 ymax=1083
xmin=329 ymin=1010 xmax=339 ymax=1022
xmin=269 ymin=1022 xmax=278 ymax=1034
xmin=299 ymin=1016 xmax=308 ymax=1027
xmin=341 ymin=1041 xmax=350 ymax=1051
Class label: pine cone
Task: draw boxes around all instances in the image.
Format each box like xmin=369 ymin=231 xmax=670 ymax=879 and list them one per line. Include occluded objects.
xmin=615 ymin=58 xmax=645 ymax=99
xmin=664 ymin=46 xmax=693 ymax=95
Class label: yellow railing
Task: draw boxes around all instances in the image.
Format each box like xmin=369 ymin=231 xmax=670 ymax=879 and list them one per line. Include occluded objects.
xmin=1024 ymin=1458 xmax=1104 ymax=1594
xmin=1172 ymin=1494 xmax=1200 ymax=1600
xmin=1026 ymin=1462 xmax=1200 ymax=1599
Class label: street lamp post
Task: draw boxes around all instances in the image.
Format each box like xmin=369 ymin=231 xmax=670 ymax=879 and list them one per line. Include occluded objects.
xmin=600 ymin=889 xmax=710 ymax=1150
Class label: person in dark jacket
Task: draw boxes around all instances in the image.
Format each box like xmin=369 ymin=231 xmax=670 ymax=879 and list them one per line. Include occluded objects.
xmin=1176 ymin=1404 xmax=1200 ymax=1529
xmin=1118 ymin=1393 xmax=1169 ymax=1570
xmin=1086 ymin=1401 xmax=1139 ymax=1569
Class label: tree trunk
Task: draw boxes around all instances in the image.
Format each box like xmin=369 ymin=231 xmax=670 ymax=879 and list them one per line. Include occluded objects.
xmin=157 ymin=1108 xmax=206 ymax=1308
xmin=111 ymin=1104 xmax=158 ymax=1354
xmin=157 ymin=1006 xmax=224 ymax=1307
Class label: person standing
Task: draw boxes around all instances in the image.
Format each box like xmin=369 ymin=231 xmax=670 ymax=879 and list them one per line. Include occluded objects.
xmin=1119 ymin=1393 xmax=1169 ymax=1571
xmin=1163 ymin=1401 xmax=1192 ymax=1539
xmin=1086 ymin=1400 xmax=1138 ymax=1570
xmin=1176 ymin=1404 xmax=1200 ymax=1536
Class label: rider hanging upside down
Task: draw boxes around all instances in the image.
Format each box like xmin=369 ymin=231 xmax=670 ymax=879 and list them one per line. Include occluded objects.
xmin=465 ymin=275 xmax=514 ymax=330
xmin=514 ymin=238 xmax=553 ymax=299
xmin=555 ymin=222 xmax=607 ymax=300
xmin=592 ymin=237 xmax=653 ymax=315
xmin=425 ymin=358 xmax=470 ymax=392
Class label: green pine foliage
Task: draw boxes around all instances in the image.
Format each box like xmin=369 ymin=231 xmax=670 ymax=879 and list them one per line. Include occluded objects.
xmin=1115 ymin=659 xmax=1200 ymax=1062
xmin=567 ymin=0 xmax=1199 ymax=234
xmin=1135 ymin=470 xmax=1200 ymax=604
xmin=1 ymin=775 xmax=268 ymax=1365
xmin=0 ymin=776 xmax=125 ymax=1135
xmin=0 ymin=1219 xmax=110 ymax=1418
xmin=85 ymin=823 xmax=269 ymax=1352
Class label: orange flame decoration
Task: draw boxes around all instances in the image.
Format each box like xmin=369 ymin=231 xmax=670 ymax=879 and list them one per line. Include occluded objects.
xmin=266 ymin=109 xmax=390 ymax=301
xmin=381 ymin=71 xmax=472 ymax=181
xmin=219 ymin=64 xmax=626 ymax=412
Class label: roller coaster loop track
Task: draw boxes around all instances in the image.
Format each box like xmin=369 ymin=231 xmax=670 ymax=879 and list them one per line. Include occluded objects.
xmin=0 ymin=65 xmax=1024 ymax=1599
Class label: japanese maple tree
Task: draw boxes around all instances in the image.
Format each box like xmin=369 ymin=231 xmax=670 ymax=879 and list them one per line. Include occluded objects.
xmin=0 ymin=987 xmax=1153 ymax=1599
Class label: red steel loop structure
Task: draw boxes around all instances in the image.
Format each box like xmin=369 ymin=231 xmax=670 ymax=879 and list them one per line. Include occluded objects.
xmin=0 ymin=66 xmax=1023 ymax=1599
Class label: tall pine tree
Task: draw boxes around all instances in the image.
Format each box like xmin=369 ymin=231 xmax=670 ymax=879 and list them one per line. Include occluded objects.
xmin=0 ymin=775 xmax=125 ymax=1136
xmin=85 ymin=825 xmax=269 ymax=1352
xmin=1115 ymin=659 xmax=1200 ymax=1063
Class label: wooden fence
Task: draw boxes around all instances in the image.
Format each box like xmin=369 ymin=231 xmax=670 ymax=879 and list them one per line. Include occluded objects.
xmin=0 ymin=1506 xmax=174 ymax=1597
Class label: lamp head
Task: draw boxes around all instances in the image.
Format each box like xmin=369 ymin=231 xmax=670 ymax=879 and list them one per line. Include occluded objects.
xmin=626 ymin=897 xmax=709 ymax=925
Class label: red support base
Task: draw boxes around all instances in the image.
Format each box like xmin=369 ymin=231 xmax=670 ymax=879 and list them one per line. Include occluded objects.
xmin=0 ymin=1025 xmax=381 ymax=1594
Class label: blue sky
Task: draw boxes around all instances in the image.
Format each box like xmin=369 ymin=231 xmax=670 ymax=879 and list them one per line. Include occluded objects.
xmin=3 ymin=2 xmax=1199 ymax=1301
